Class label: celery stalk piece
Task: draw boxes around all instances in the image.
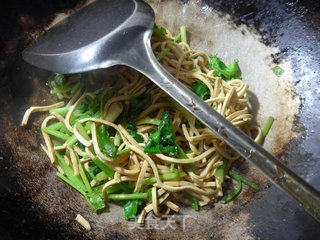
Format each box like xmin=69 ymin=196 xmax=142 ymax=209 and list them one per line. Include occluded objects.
xmin=180 ymin=26 xmax=187 ymax=44
xmin=108 ymin=192 xmax=148 ymax=200
xmin=104 ymin=102 xmax=123 ymax=123
xmin=92 ymin=158 xmax=115 ymax=179
xmin=42 ymin=127 xmax=70 ymax=141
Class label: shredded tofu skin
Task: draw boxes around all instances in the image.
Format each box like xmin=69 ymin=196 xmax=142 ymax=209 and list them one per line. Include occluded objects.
xmin=75 ymin=214 xmax=91 ymax=231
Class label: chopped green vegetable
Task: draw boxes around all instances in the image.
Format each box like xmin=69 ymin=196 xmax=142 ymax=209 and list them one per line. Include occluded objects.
xmin=127 ymin=123 xmax=144 ymax=143
xmin=75 ymin=122 xmax=90 ymax=141
xmin=229 ymin=170 xmax=260 ymax=191
xmin=221 ymin=169 xmax=259 ymax=204
xmin=105 ymin=183 xmax=127 ymax=194
xmin=209 ymin=56 xmax=239 ymax=80
xmin=221 ymin=179 xmax=242 ymax=204
xmin=144 ymin=128 xmax=161 ymax=153
xmin=127 ymin=93 xmax=151 ymax=121
xmin=144 ymin=111 xmax=181 ymax=157
xmin=170 ymin=163 xmax=175 ymax=173
xmin=152 ymin=24 xmax=166 ymax=36
xmin=86 ymin=192 xmax=106 ymax=212
xmin=195 ymin=119 xmax=203 ymax=129
xmin=70 ymin=81 xmax=82 ymax=94
xmin=95 ymin=171 xmax=108 ymax=182
xmin=102 ymin=171 xmax=186 ymax=197
xmin=49 ymin=106 xmax=71 ymax=115
xmin=55 ymin=152 xmax=86 ymax=193
xmin=47 ymin=122 xmax=64 ymax=131
xmin=108 ymin=192 xmax=148 ymax=200
xmin=104 ymin=102 xmax=123 ymax=123
xmin=74 ymin=96 xmax=100 ymax=120
xmin=156 ymin=48 xmax=170 ymax=60
xmin=85 ymin=168 xmax=94 ymax=183
xmin=214 ymin=161 xmax=227 ymax=186
xmin=76 ymin=142 xmax=86 ymax=152
xmin=116 ymin=149 xmax=131 ymax=156
xmin=176 ymin=146 xmax=196 ymax=172
xmin=41 ymin=127 xmax=70 ymax=141
xmin=99 ymin=81 xmax=120 ymax=117
xmin=180 ymin=26 xmax=187 ymax=44
xmin=259 ymin=116 xmax=274 ymax=145
xmin=174 ymin=33 xmax=181 ymax=42
xmin=47 ymin=73 xmax=66 ymax=89
xmin=66 ymin=134 xmax=78 ymax=146
xmin=119 ymin=182 xmax=132 ymax=193
xmin=97 ymin=125 xmax=117 ymax=158
xmin=157 ymin=110 xmax=180 ymax=157
xmin=57 ymin=170 xmax=105 ymax=212
xmin=192 ymin=54 xmax=201 ymax=59
xmin=123 ymin=199 xmax=144 ymax=221
xmin=92 ymin=158 xmax=115 ymax=179
xmin=95 ymin=168 xmax=130 ymax=184
xmin=56 ymin=172 xmax=86 ymax=196
xmin=77 ymin=97 xmax=90 ymax=113
xmin=273 ymin=66 xmax=284 ymax=77
xmin=209 ymin=232 xmax=215 ymax=239
xmin=103 ymin=171 xmax=186 ymax=189
xmin=191 ymin=80 xmax=210 ymax=100
xmin=78 ymin=161 xmax=93 ymax=194
xmin=182 ymin=191 xmax=199 ymax=211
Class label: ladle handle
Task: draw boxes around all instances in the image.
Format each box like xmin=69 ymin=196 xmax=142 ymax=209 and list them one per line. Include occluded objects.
xmin=122 ymin=33 xmax=320 ymax=221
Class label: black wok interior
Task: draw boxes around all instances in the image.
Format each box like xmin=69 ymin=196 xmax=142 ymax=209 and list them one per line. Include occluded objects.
xmin=0 ymin=0 xmax=319 ymax=239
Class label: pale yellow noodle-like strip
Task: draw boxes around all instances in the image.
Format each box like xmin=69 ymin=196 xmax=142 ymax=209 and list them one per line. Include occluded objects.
xmin=134 ymin=160 xmax=148 ymax=192
xmin=67 ymin=145 xmax=79 ymax=176
xmin=41 ymin=116 xmax=57 ymax=164
xmin=21 ymin=101 xmax=64 ymax=126
xmin=73 ymin=124 xmax=92 ymax=147
xmin=65 ymin=93 xmax=95 ymax=132
xmin=154 ymin=148 xmax=215 ymax=164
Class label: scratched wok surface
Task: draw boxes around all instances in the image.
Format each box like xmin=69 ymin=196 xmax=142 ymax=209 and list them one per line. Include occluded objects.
xmin=0 ymin=0 xmax=319 ymax=239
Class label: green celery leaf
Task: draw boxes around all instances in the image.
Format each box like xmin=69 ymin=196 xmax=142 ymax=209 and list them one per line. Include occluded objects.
xmin=86 ymin=192 xmax=106 ymax=212
xmin=88 ymin=97 xmax=100 ymax=114
xmin=158 ymin=111 xmax=179 ymax=157
xmin=195 ymin=119 xmax=203 ymax=129
xmin=209 ymin=56 xmax=239 ymax=80
xmin=99 ymin=81 xmax=120 ymax=115
xmin=152 ymin=24 xmax=166 ymax=36
xmin=123 ymin=198 xmax=144 ymax=221
xmin=98 ymin=125 xmax=117 ymax=158
xmin=127 ymin=123 xmax=144 ymax=143
xmin=76 ymin=96 xmax=91 ymax=113
xmin=127 ymin=93 xmax=151 ymax=121
xmin=92 ymin=158 xmax=115 ymax=179
xmin=273 ymin=66 xmax=284 ymax=77
xmin=144 ymin=128 xmax=161 ymax=153
xmin=191 ymin=80 xmax=210 ymax=100
xmin=47 ymin=73 xmax=66 ymax=89
xmin=85 ymin=168 xmax=93 ymax=182
xmin=182 ymin=191 xmax=199 ymax=211
xmin=76 ymin=142 xmax=86 ymax=152
xmin=89 ymin=164 xmax=101 ymax=179
xmin=144 ymin=111 xmax=180 ymax=157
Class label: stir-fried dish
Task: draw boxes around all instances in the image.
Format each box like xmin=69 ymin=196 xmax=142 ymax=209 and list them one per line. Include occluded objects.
xmin=21 ymin=25 xmax=274 ymax=224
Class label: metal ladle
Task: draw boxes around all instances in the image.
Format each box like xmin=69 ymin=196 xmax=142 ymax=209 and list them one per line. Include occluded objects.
xmin=22 ymin=0 xmax=320 ymax=221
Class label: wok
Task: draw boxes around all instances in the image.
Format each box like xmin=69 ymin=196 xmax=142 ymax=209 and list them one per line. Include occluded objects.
xmin=0 ymin=0 xmax=319 ymax=239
